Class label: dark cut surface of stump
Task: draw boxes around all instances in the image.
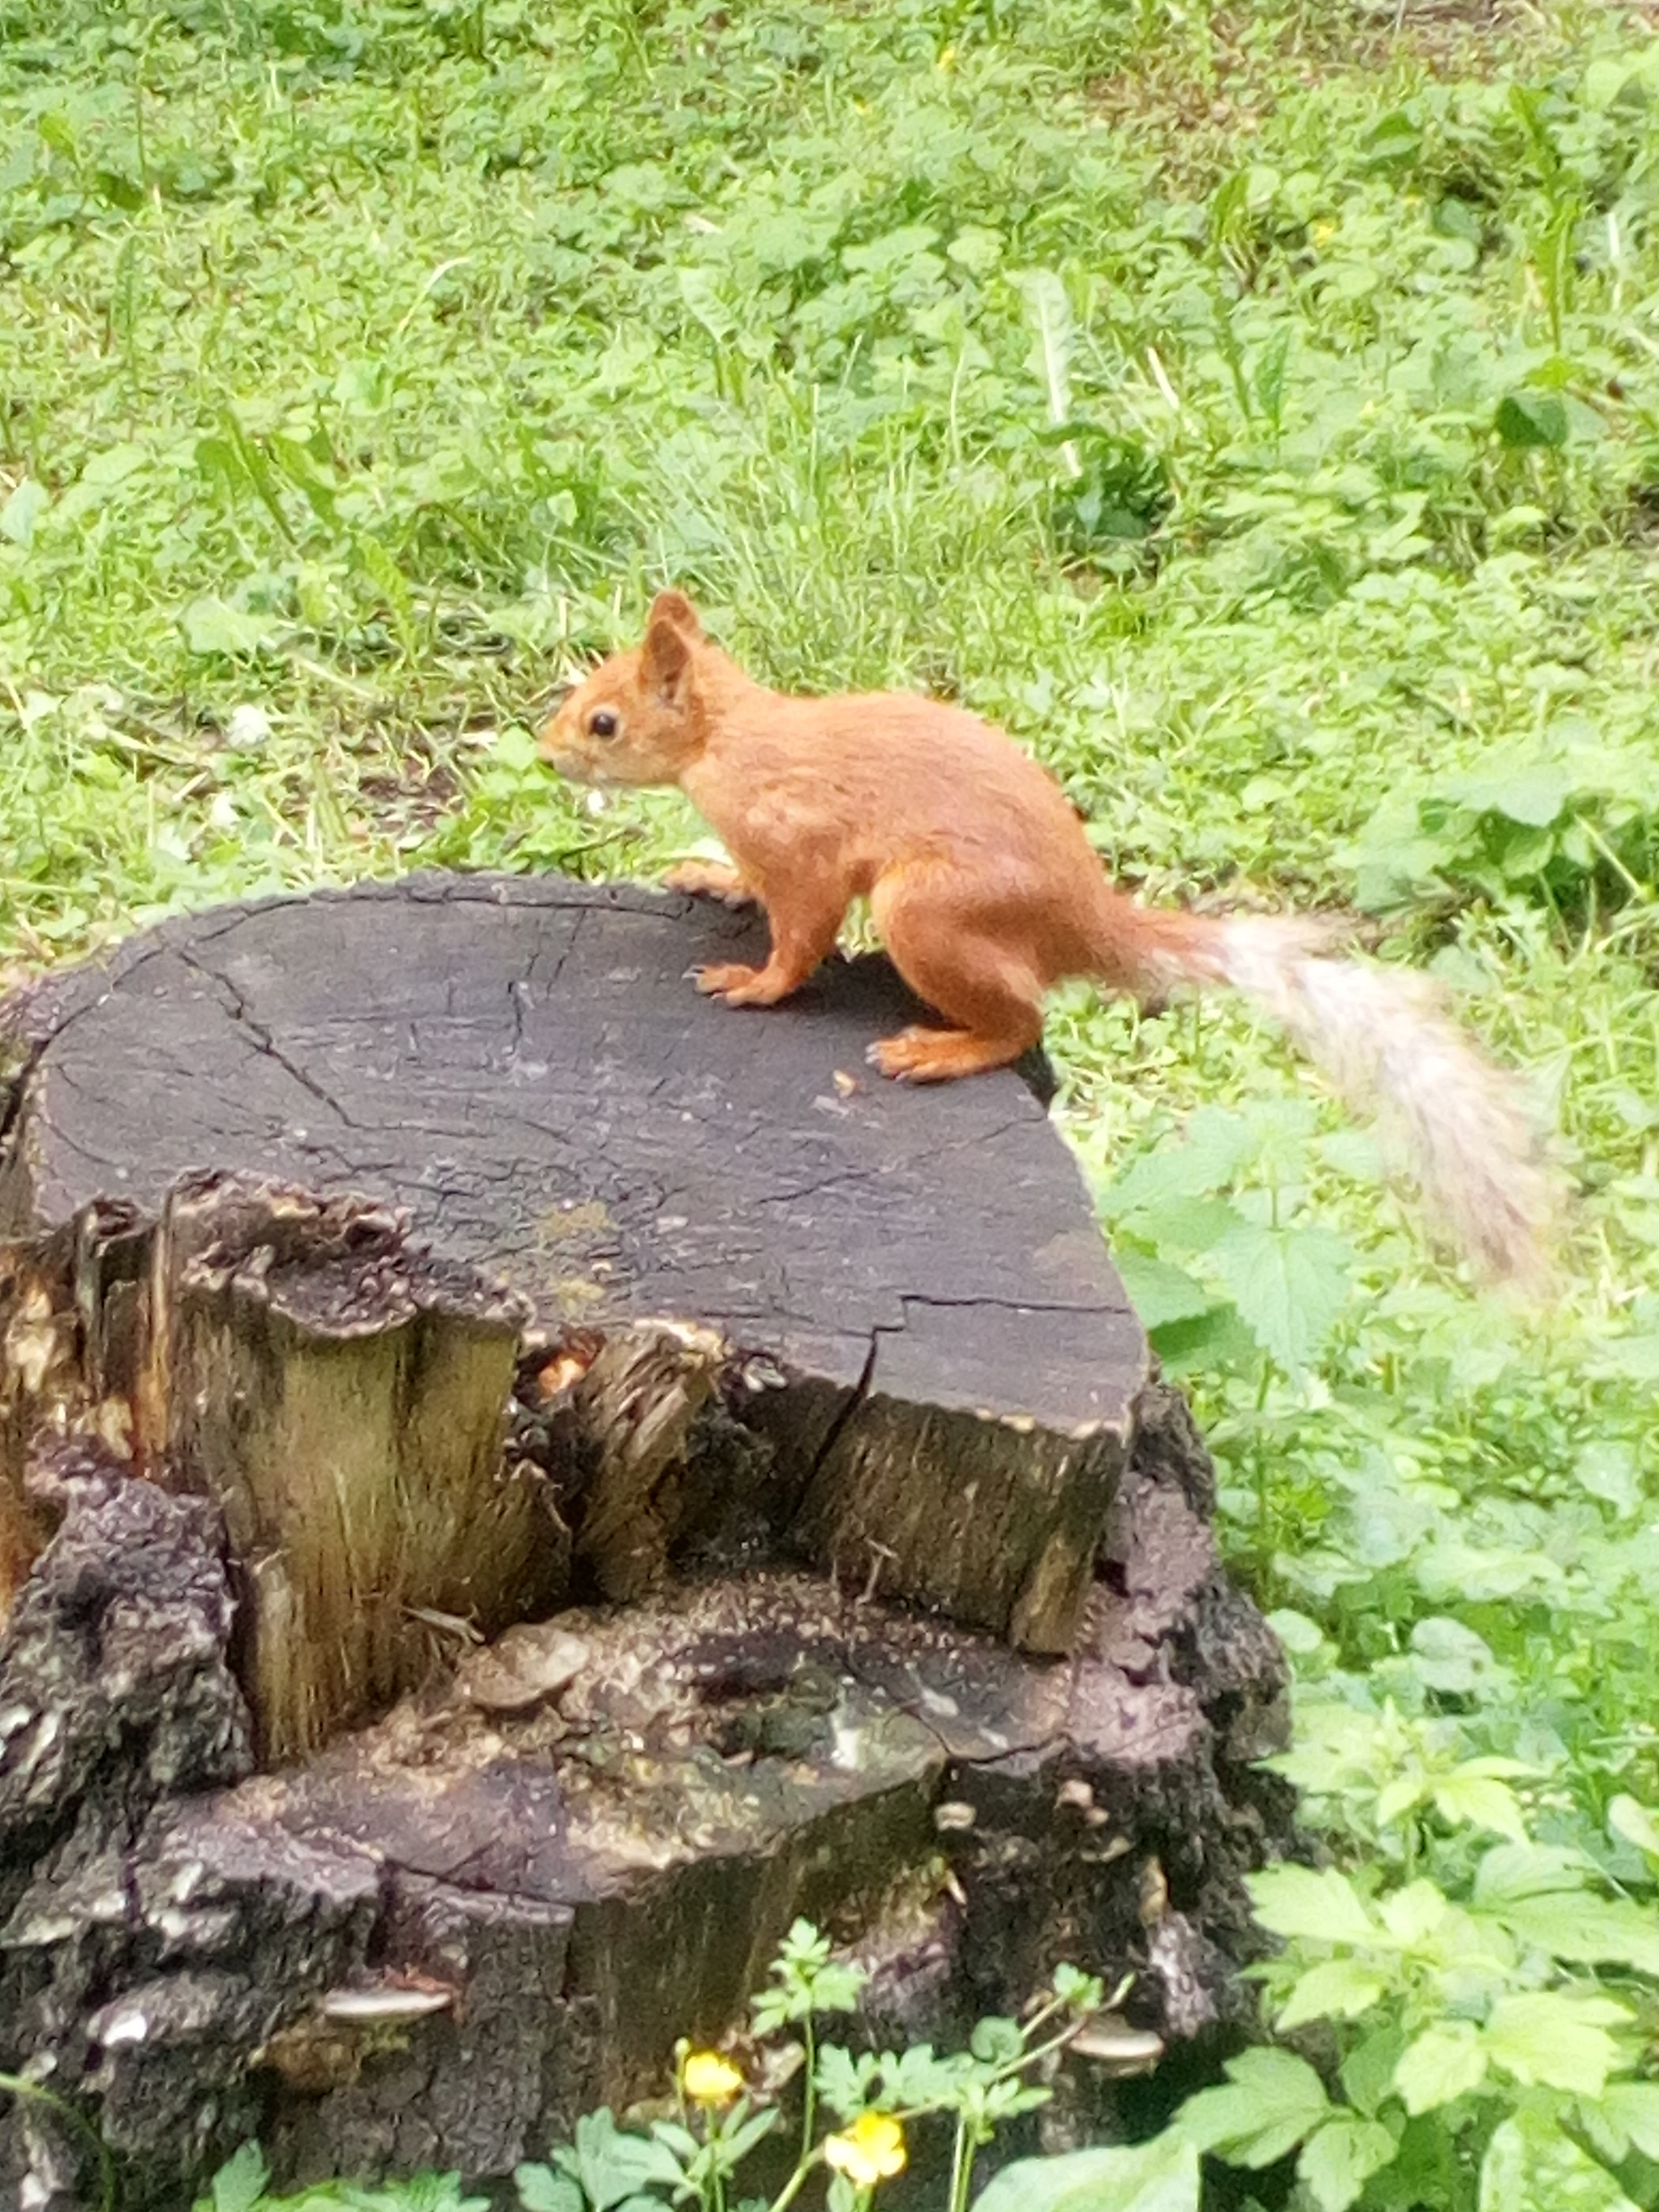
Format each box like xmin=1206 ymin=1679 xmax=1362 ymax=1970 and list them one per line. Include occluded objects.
xmin=0 ymin=874 xmax=1146 ymax=1655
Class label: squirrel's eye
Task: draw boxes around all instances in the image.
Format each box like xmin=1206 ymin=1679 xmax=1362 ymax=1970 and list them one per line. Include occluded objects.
xmin=588 ymin=708 xmax=618 ymax=739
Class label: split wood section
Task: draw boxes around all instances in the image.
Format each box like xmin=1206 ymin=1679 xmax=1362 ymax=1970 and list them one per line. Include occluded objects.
xmin=0 ymin=877 xmax=1146 ymax=1756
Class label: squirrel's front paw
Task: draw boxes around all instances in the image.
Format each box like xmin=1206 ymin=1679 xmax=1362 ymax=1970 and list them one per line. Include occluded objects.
xmin=692 ymin=961 xmax=762 ymax=1000
xmin=664 ymin=861 xmax=754 ymax=908
xmin=693 ymin=962 xmax=798 ymax=1007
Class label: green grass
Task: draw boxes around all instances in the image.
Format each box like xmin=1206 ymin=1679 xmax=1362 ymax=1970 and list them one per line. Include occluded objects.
xmin=6 ymin=2 xmax=1659 ymax=2205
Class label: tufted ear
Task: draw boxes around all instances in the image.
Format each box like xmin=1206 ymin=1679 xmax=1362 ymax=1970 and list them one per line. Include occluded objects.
xmin=647 ymin=588 xmax=702 ymax=640
xmin=641 ymin=591 xmax=701 ymax=703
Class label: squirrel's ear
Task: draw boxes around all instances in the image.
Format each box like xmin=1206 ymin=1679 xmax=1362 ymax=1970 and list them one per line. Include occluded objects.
xmin=647 ymin=588 xmax=702 ymax=640
xmin=642 ymin=604 xmax=695 ymax=703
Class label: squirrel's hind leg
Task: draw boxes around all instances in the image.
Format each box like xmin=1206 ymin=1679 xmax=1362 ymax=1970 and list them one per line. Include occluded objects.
xmin=868 ymin=872 xmax=1047 ymax=1082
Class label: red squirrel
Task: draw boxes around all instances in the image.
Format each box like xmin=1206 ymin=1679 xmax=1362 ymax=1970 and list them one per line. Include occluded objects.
xmin=539 ymin=590 xmax=1557 ymax=1290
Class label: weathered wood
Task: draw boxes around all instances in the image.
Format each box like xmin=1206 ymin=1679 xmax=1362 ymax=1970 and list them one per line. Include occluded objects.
xmin=0 ymin=1176 xmax=557 ymax=1763
xmin=0 ymin=877 xmax=1293 ymax=2206
xmin=0 ymin=1398 xmax=1292 ymax=2210
xmin=146 ymin=1176 xmax=551 ymax=1761
xmin=0 ymin=876 xmax=1146 ymax=1654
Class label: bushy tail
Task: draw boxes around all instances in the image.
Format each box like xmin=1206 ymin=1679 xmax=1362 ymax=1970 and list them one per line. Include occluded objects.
xmin=1092 ymin=895 xmax=1561 ymax=1294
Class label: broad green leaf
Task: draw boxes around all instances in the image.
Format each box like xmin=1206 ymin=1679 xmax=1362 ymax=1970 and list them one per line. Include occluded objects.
xmin=209 ymin=2143 xmax=271 ymax=2212
xmin=1430 ymin=1774 xmax=1528 ymax=1842
xmin=1376 ymin=1777 xmax=1430 ymax=1828
xmin=1175 ymin=2047 xmax=1331 ymax=2166
xmin=1138 ymin=1197 xmax=1241 ymax=1255
xmin=0 ymin=477 xmax=48 ymax=548
xmin=1480 ymin=2108 xmax=1643 ymax=2212
xmin=1596 ymin=2082 xmax=1659 ymax=2160
xmin=1408 ymin=1616 xmax=1499 ymax=1694
xmin=1496 ymin=1896 xmax=1659 ymax=1975
xmin=1473 ymin=1844 xmax=1591 ymax=1908
xmin=1248 ymin=1865 xmax=1377 ymax=1946
xmin=1100 ymin=1113 xmax=1258 ymax=1220
xmin=1394 ymin=2024 xmax=1487 ymax=2114
xmin=1443 ymin=762 xmax=1569 ymax=828
xmin=1360 ymin=110 xmax=1422 ymax=167
xmin=1484 ymin=1992 xmax=1631 ymax=2097
xmin=79 ymin=441 xmax=148 ymax=488
xmin=1210 ymin=1216 xmax=1351 ymax=1374
xmin=1275 ymin=1957 xmax=1389 ymax=2031
xmin=1496 ymin=389 xmax=1569 ymax=449
xmin=1297 ymin=2116 xmax=1398 ymax=2212
xmin=1375 ymin=1879 xmax=1452 ymax=1947
xmin=180 ymin=598 xmax=278 ymax=657
xmin=971 ymin=2132 xmax=1201 ymax=2212
xmin=1111 ymin=1248 xmax=1221 ymax=1330
xmin=1576 ymin=1444 xmax=1643 ymax=1516
xmin=1341 ymin=2024 xmax=1407 ymax=2119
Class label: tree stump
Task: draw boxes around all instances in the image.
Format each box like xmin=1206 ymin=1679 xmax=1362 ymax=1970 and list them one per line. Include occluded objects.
xmin=0 ymin=877 xmax=1292 ymax=2208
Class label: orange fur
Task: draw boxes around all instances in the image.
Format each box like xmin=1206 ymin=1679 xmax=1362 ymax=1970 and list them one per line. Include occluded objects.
xmin=539 ymin=591 xmax=1560 ymax=1290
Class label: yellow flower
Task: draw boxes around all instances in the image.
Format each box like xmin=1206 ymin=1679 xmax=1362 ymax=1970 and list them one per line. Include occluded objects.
xmin=682 ymin=2049 xmax=744 ymax=2104
xmin=824 ymin=2111 xmax=907 ymax=2188
xmin=937 ymin=41 xmax=956 ymax=68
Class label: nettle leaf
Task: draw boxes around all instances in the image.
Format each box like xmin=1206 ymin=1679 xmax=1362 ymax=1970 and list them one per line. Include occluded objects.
xmin=1496 ymin=389 xmax=1569 ymax=449
xmin=1484 ymin=1992 xmax=1630 ymax=2097
xmin=1275 ymin=1958 xmax=1389 ymax=2032
xmin=1111 ymin=1249 xmax=1222 ymax=1331
xmin=971 ymin=2134 xmax=1201 ymax=2212
xmin=1209 ymin=1217 xmax=1351 ymax=1374
xmin=1099 ymin=1110 xmax=1258 ymax=1221
xmin=1394 ymin=2024 xmax=1487 ymax=2114
xmin=1176 ymin=2048 xmax=1331 ymax=2166
xmin=1138 ymin=1197 xmax=1241 ymax=1255
xmin=1297 ymin=2116 xmax=1398 ymax=2212
xmin=1247 ymin=1865 xmax=1377 ymax=1946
